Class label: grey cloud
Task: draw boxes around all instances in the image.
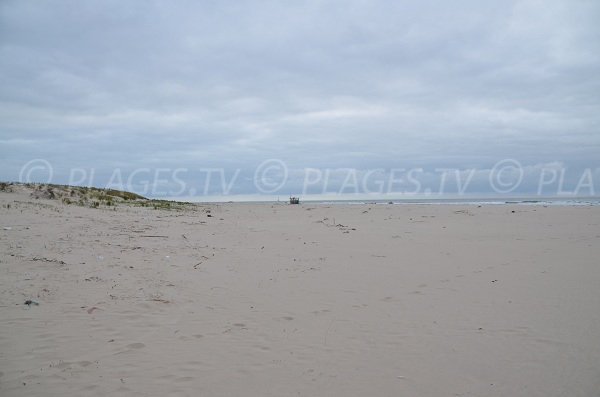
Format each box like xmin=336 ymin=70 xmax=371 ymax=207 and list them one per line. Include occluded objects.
xmin=1 ymin=0 xmax=599 ymax=196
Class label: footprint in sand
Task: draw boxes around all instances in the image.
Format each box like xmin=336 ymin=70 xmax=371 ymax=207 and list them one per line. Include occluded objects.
xmin=126 ymin=342 xmax=145 ymax=349
xmin=53 ymin=361 xmax=93 ymax=370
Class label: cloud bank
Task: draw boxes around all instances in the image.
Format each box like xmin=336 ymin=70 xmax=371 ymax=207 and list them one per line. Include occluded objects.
xmin=1 ymin=0 xmax=599 ymax=197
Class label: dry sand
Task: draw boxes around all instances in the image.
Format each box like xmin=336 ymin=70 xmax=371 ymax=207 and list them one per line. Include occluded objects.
xmin=1 ymin=188 xmax=599 ymax=396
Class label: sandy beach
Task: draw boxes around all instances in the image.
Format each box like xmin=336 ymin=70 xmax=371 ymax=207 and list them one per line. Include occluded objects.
xmin=1 ymin=187 xmax=599 ymax=397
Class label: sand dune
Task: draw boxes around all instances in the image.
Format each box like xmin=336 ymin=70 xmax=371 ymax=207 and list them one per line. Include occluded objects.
xmin=1 ymin=188 xmax=599 ymax=396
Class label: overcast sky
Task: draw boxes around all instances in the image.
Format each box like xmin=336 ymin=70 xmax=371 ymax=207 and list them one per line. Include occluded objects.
xmin=1 ymin=1 xmax=599 ymax=198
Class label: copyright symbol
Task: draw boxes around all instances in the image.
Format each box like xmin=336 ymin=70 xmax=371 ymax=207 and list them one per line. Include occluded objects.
xmin=489 ymin=159 xmax=523 ymax=194
xmin=19 ymin=159 xmax=54 ymax=184
xmin=254 ymin=159 xmax=288 ymax=193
